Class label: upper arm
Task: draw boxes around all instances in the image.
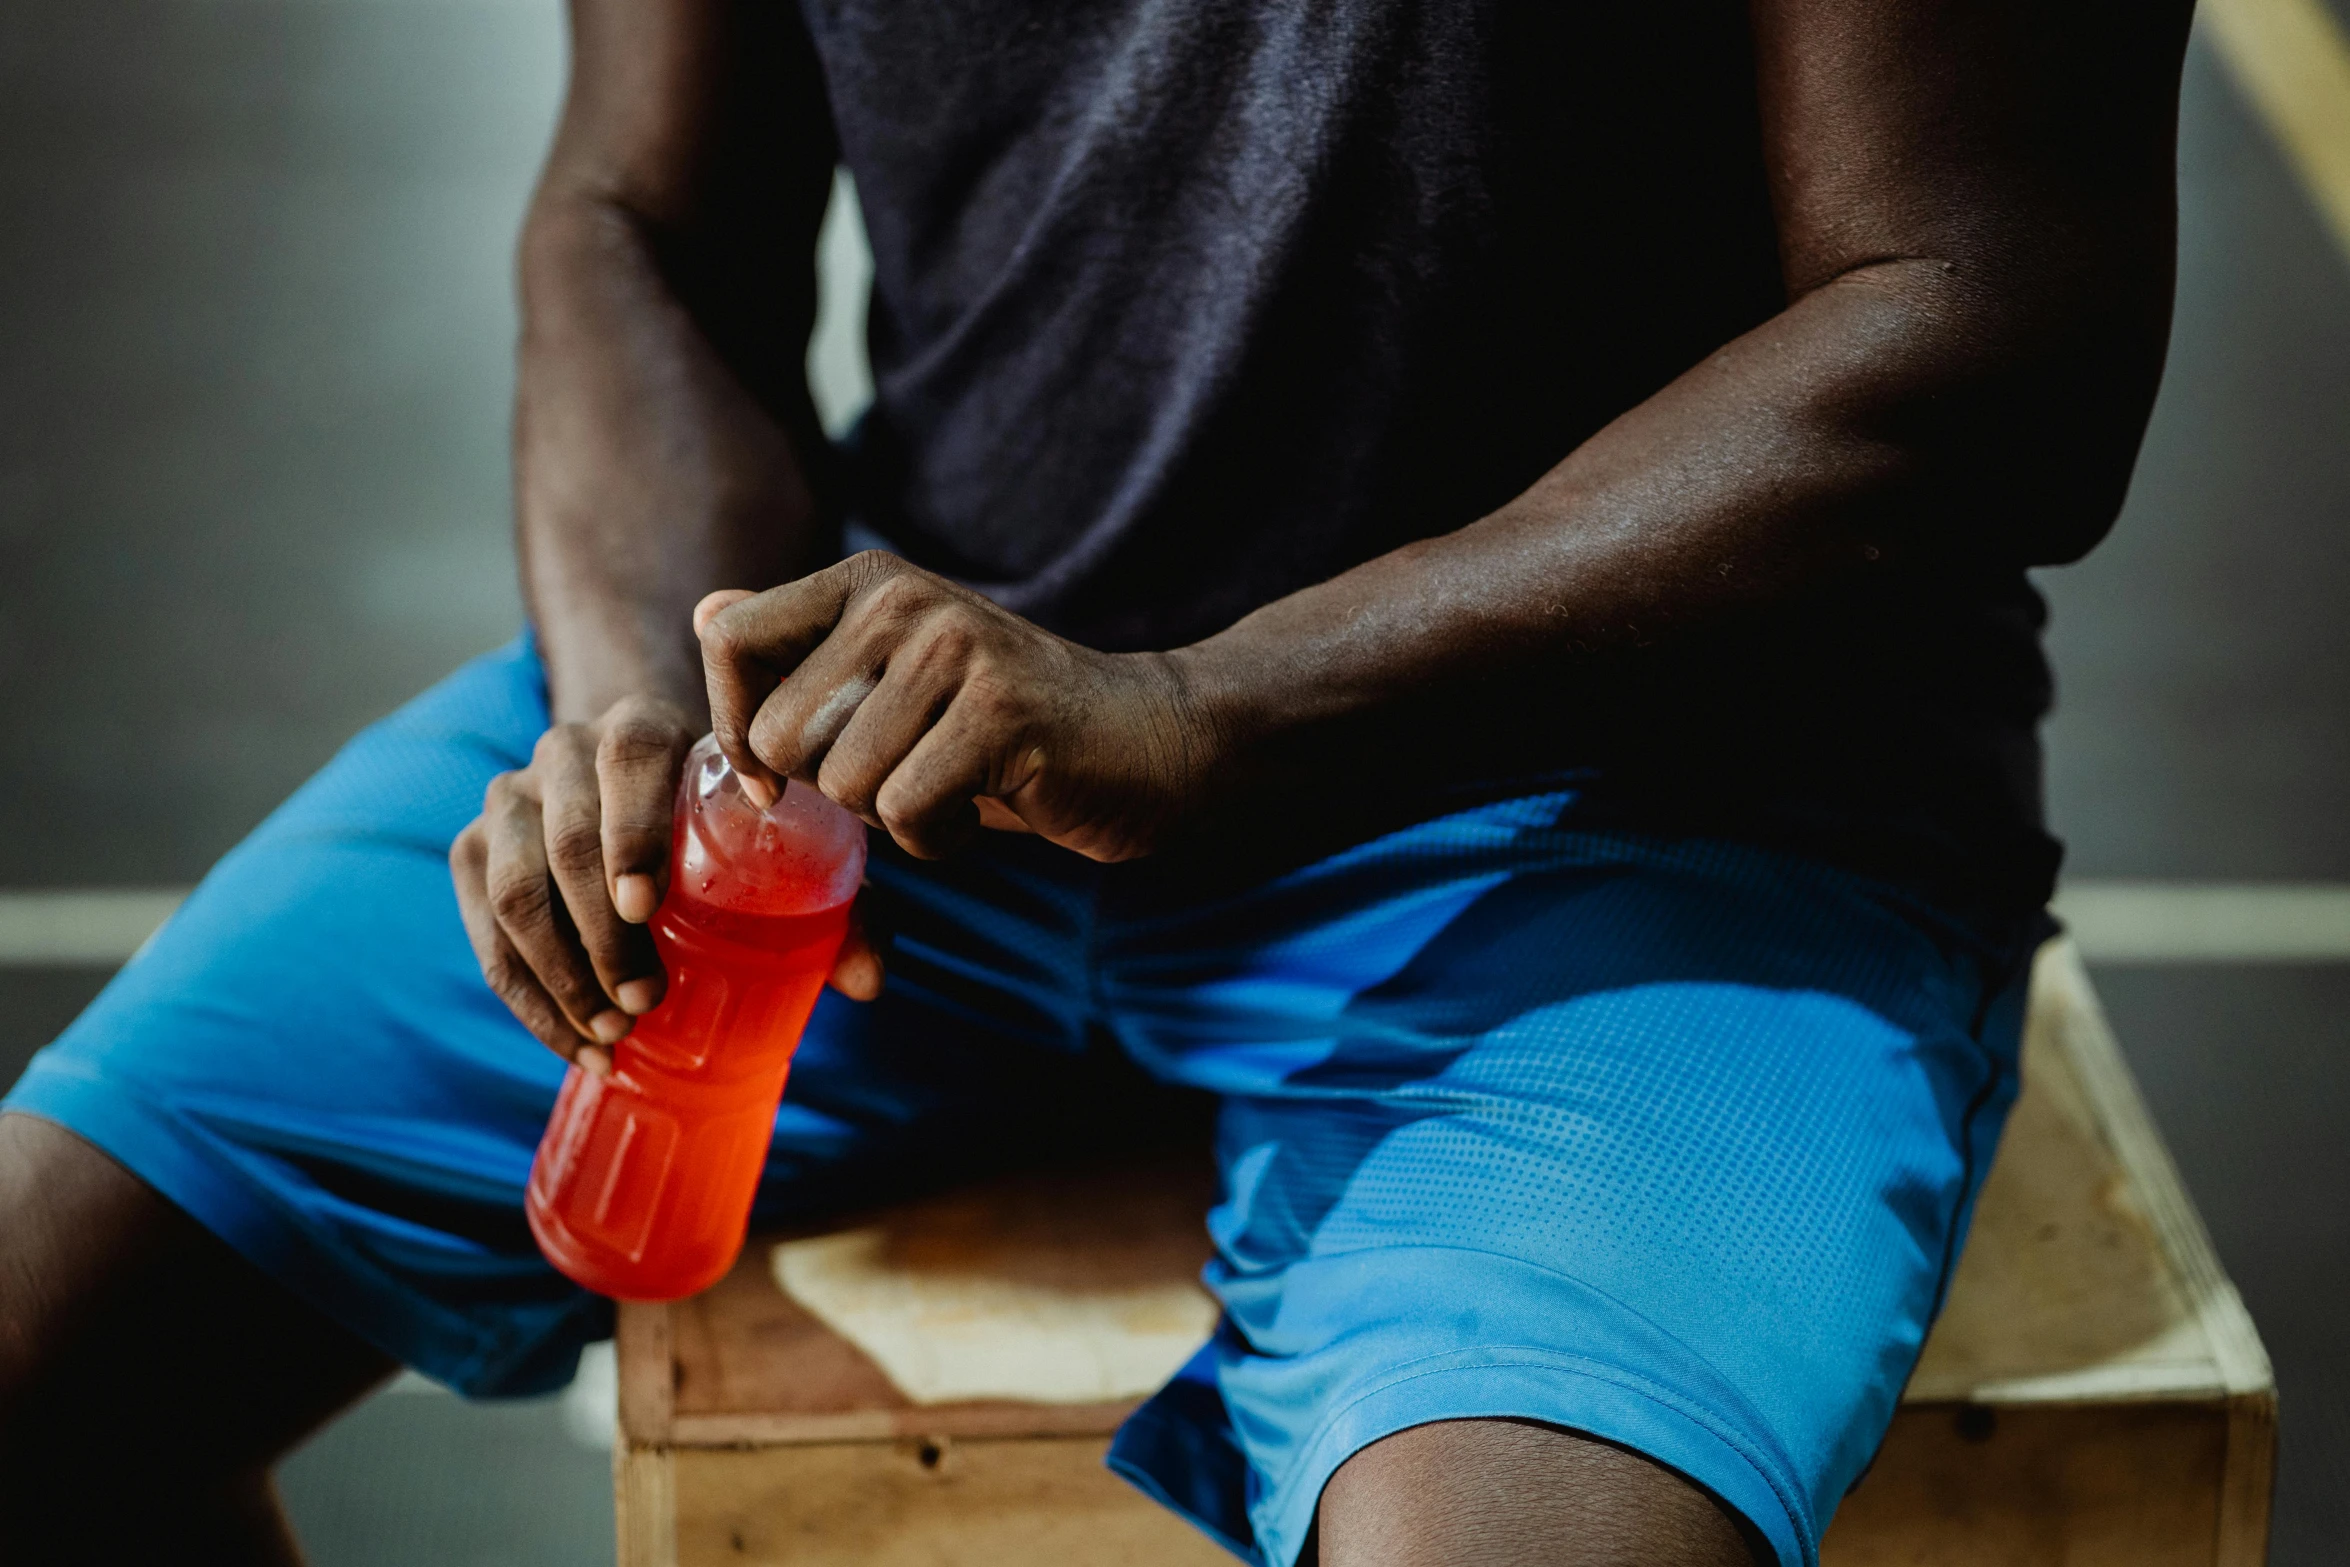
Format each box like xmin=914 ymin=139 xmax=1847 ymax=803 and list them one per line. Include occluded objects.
xmin=527 ymin=0 xmax=840 ymax=396
xmin=1747 ymin=0 xmax=2195 ymax=559
xmin=1752 ymin=0 xmax=2190 ymax=295
xmin=542 ymin=0 xmax=837 ymax=232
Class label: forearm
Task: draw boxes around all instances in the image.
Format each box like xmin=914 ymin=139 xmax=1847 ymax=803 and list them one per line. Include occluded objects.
xmin=516 ymin=194 xmax=827 ymax=724
xmin=1177 ymin=253 xmax=2169 ymax=770
xmin=513 ymin=0 xmax=840 ymax=724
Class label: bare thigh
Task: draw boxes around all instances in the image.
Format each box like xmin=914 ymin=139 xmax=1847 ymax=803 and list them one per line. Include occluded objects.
xmin=1312 ymin=1418 xmax=1763 ymax=1567
xmin=0 ymin=1111 xmax=397 ymax=1564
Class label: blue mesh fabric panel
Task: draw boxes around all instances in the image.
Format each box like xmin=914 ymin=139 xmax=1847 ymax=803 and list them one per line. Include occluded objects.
xmin=1096 ymin=804 xmax=2033 ymax=1567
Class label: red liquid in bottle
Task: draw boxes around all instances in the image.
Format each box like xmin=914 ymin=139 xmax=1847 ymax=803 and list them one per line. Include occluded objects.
xmin=526 ymin=737 xmax=865 ymax=1301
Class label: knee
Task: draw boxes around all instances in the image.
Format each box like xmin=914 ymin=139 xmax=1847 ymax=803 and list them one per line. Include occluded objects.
xmin=1314 ymin=1418 xmax=1763 ymax=1567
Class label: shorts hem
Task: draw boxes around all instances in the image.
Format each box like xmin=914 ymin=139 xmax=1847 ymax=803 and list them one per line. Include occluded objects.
xmin=1255 ymin=1348 xmax=1814 ymax=1567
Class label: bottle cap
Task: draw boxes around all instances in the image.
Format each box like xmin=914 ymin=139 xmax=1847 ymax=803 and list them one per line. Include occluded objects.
xmin=674 ymin=735 xmax=867 ymax=914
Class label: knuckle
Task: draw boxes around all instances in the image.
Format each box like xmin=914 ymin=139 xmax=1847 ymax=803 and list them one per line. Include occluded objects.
xmin=859 ymin=567 xmax=931 ymax=623
xmin=873 ymin=788 xmax=923 ymax=839
xmin=745 ymin=698 xmax=794 ymax=757
xmin=598 ymin=713 xmax=678 ymax=764
xmin=545 ymin=818 xmax=605 ymax=876
xmin=816 ymin=756 xmax=876 ymax=816
xmin=482 ymin=951 xmax=530 ymax=1002
xmin=909 ymin=615 xmax=976 ymax=670
xmin=845 ymin=548 xmax=903 ymax=585
xmin=604 ymin=794 xmax=672 ymax=838
xmin=960 ymin=668 xmax=1022 ymax=722
xmin=601 ymin=709 xmax=667 ymax=751
xmin=605 ymin=693 xmax=674 ymax=728
xmin=487 ymin=866 xmax=552 ymax=927
xmin=531 ymin=724 xmax=587 ymax=769
xmin=699 ymin=613 xmax=748 ymax=664
xmin=603 ymin=814 xmax=669 ymax=863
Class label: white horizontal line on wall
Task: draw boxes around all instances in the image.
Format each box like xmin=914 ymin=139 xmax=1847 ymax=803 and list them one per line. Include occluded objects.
xmin=0 ymin=888 xmax=189 ymax=966
xmin=2 ymin=882 xmax=2349 ymax=968
xmin=2050 ymin=882 xmax=2350 ymax=963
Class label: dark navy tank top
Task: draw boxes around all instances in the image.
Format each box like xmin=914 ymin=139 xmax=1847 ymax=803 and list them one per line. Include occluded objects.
xmin=795 ymin=0 xmax=2064 ymax=908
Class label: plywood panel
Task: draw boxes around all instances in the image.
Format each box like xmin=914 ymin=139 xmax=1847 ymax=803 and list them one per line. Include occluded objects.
xmin=1821 ymin=1403 xmax=2231 ymax=1566
xmin=672 ymin=1437 xmax=1233 ymax=1567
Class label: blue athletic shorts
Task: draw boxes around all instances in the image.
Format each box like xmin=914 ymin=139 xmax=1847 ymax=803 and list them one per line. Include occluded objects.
xmin=5 ymin=638 xmax=2045 ymax=1567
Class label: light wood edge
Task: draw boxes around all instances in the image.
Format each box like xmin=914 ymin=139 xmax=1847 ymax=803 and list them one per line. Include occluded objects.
xmin=617 ymin=1299 xmax=676 ymax=1446
xmin=2034 ymin=939 xmax=2277 ymax=1564
xmin=615 ymin=1441 xmax=677 ymax=1567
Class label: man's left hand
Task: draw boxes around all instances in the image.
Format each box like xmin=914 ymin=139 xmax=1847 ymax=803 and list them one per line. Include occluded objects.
xmin=695 ymin=553 xmax=1222 ymax=863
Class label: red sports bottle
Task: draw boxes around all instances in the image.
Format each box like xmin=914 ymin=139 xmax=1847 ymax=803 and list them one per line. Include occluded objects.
xmin=526 ymin=735 xmax=866 ymax=1301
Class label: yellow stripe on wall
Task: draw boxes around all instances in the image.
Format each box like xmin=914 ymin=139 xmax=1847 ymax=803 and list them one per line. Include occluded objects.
xmin=2202 ymin=0 xmax=2350 ymax=266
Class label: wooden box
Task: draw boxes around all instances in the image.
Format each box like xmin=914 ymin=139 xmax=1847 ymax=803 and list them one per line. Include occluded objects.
xmin=615 ymin=941 xmax=2273 ymax=1565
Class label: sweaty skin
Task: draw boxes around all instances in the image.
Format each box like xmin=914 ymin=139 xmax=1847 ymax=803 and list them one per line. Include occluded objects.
xmin=0 ymin=0 xmax=2193 ymax=1560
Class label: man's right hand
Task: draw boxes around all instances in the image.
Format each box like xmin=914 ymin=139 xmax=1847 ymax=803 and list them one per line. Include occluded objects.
xmin=450 ymin=696 xmax=700 ymax=1069
xmin=450 ymin=692 xmax=887 ymax=1071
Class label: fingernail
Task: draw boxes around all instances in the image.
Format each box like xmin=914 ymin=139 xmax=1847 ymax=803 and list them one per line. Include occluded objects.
xmin=577 ymin=1045 xmax=612 ymax=1077
xmin=589 ymin=1010 xmax=631 ymax=1044
xmin=614 ymin=874 xmax=659 ymax=923
xmin=616 ymin=977 xmax=663 ymax=1015
xmin=741 ymin=774 xmax=778 ymax=810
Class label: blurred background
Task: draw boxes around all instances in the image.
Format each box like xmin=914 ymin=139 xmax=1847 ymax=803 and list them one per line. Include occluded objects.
xmin=2 ymin=1 xmax=2346 ymax=1563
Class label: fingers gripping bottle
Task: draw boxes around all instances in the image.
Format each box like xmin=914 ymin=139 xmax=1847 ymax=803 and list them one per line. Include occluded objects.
xmin=527 ymin=736 xmax=865 ymax=1301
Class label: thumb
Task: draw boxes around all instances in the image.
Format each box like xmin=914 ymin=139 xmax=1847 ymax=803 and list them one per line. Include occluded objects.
xmin=693 ymin=588 xmax=756 ymax=637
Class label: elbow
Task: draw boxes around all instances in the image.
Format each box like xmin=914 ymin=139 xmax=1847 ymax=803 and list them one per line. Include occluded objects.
xmin=1860 ymin=258 xmax=2176 ymax=568
xmin=1984 ymin=301 xmax=2171 ymax=566
xmin=518 ymin=187 xmax=656 ymax=311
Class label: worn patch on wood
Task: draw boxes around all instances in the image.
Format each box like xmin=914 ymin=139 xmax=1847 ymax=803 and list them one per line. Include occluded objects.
xmin=771 ymin=1226 xmax=1218 ymax=1404
xmin=765 ymin=1161 xmax=1221 ymax=1406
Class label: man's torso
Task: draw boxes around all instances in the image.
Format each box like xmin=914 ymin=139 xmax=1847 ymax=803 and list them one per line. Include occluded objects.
xmin=801 ymin=0 xmax=2061 ymax=908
